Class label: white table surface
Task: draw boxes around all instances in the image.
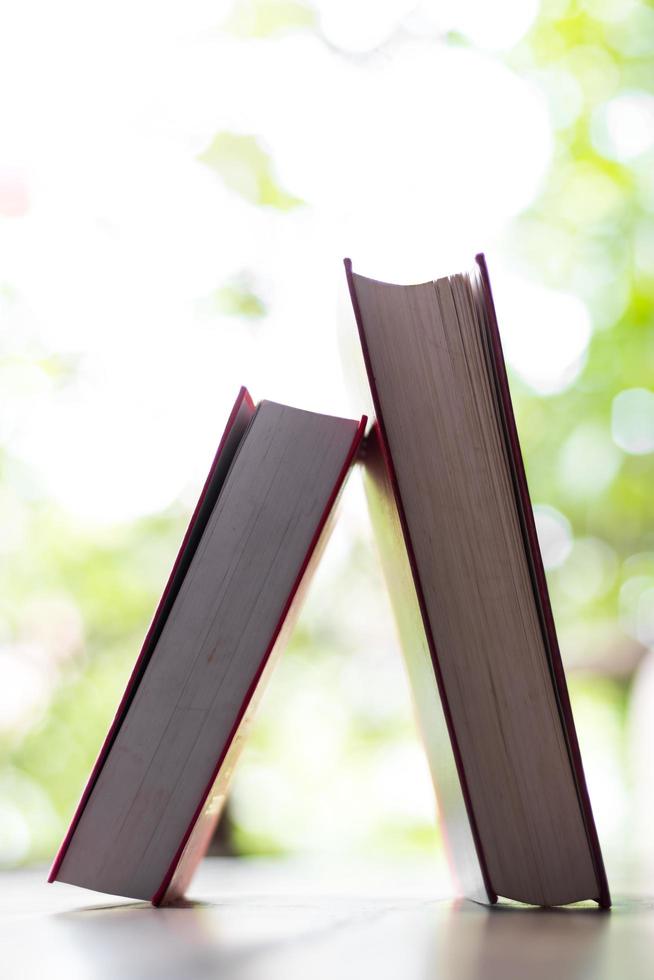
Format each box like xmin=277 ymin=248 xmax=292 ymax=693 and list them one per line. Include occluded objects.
xmin=2 ymin=858 xmax=651 ymax=980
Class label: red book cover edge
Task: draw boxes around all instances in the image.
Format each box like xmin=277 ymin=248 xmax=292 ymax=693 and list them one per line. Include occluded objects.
xmin=344 ymin=257 xmax=497 ymax=905
xmin=475 ymin=253 xmax=611 ymax=910
xmin=48 ymin=386 xmax=256 ymax=884
xmin=151 ymin=412 xmax=367 ymax=905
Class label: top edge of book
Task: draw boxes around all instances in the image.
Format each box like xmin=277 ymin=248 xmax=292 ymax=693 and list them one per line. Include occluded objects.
xmin=258 ymin=398 xmax=366 ymax=429
xmin=344 ymin=254 xmax=487 ymax=288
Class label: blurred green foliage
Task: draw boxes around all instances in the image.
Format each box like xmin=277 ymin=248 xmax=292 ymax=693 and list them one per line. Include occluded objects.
xmin=507 ymin=2 xmax=654 ymax=666
xmin=0 ymin=489 xmax=189 ymax=862
xmin=198 ymin=132 xmax=304 ymax=210
xmin=225 ymin=0 xmax=317 ymax=38
xmin=208 ymin=278 xmax=268 ymax=319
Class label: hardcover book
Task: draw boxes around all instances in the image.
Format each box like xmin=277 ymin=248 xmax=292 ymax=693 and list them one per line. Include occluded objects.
xmin=345 ymin=255 xmax=610 ymax=908
xmin=49 ymin=388 xmax=365 ymax=904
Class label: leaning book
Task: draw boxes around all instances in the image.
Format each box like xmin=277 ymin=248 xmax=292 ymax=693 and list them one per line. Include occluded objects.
xmin=345 ymin=255 xmax=610 ymax=908
xmin=49 ymin=388 xmax=365 ymax=904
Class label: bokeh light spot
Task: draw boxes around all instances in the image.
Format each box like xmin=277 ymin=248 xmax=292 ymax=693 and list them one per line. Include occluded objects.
xmin=611 ymin=388 xmax=654 ymax=455
xmin=534 ymin=504 xmax=573 ymax=569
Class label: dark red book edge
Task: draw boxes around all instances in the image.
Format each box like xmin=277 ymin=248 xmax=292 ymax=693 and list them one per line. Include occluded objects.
xmin=475 ymin=253 xmax=611 ymax=911
xmin=48 ymin=386 xmax=257 ymax=884
xmin=344 ymin=258 xmax=497 ymax=906
xmin=151 ymin=412 xmax=367 ymax=905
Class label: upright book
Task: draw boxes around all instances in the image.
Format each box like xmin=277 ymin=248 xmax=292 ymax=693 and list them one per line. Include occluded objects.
xmin=345 ymin=255 xmax=610 ymax=908
xmin=49 ymin=389 xmax=365 ymax=904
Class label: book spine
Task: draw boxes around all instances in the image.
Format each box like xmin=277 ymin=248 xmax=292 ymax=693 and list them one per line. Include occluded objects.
xmin=48 ymin=387 xmax=256 ymax=883
xmin=474 ymin=253 xmax=611 ymax=910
